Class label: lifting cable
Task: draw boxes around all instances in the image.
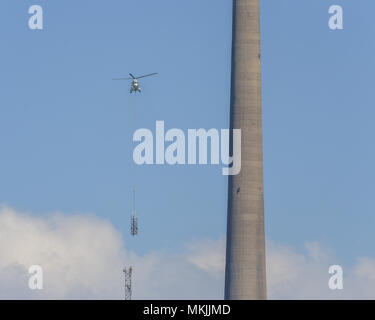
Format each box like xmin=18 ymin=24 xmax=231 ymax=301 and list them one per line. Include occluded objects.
xmin=130 ymin=92 xmax=138 ymax=236
xmin=133 ymin=92 xmax=137 ymax=216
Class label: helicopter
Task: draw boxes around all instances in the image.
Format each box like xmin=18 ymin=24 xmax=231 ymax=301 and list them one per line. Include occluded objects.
xmin=113 ymin=73 xmax=158 ymax=93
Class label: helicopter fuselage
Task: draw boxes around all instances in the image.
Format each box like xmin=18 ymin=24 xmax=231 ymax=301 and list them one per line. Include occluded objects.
xmin=130 ymin=79 xmax=141 ymax=93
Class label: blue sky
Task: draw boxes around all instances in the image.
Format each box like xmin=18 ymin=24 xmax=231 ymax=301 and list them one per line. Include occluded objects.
xmin=1 ymin=0 xmax=375 ymax=281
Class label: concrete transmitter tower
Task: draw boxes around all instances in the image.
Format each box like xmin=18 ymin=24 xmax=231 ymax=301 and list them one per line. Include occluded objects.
xmin=224 ymin=0 xmax=267 ymax=300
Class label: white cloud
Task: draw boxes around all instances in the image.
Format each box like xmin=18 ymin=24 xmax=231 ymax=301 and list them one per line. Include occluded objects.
xmin=0 ymin=206 xmax=223 ymax=299
xmin=0 ymin=206 xmax=126 ymax=299
xmin=186 ymin=237 xmax=225 ymax=274
xmin=267 ymin=241 xmax=375 ymax=299
xmin=267 ymin=241 xmax=337 ymax=299
xmin=0 ymin=205 xmax=374 ymax=299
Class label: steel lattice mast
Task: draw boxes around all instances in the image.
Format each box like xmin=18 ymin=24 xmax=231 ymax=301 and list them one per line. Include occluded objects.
xmin=123 ymin=267 xmax=133 ymax=300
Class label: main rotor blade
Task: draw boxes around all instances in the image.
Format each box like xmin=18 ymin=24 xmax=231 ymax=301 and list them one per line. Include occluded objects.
xmin=112 ymin=78 xmax=132 ymax=80
xmin=135 ymin=72 xmax=158 ymax=79
xmin=129 ymin=73 xmax=136 ymax=79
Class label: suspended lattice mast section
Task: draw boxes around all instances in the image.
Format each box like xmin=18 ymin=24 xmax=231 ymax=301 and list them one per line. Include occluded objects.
xmin=130 ymin=187 xmax=138 ymax=236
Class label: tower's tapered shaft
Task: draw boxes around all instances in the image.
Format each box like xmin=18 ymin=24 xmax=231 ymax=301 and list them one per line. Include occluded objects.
xmin=224 ymin=0 xmax=266 ymax=300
